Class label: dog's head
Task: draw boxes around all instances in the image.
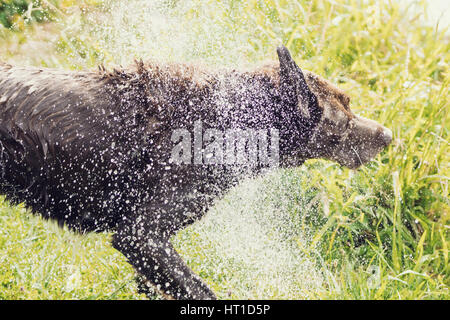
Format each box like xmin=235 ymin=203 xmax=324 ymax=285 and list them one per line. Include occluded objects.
xmin=277 ymin=46 xmax=392 ymax=169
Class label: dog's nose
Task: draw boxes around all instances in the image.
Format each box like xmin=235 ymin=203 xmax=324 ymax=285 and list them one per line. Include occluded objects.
xmin=381 ymin=127 xmax=392 ymax=147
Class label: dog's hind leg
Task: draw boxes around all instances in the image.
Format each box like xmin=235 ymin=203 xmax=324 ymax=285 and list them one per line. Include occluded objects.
xmin=112 ymin=222 xmax=216 ymax=300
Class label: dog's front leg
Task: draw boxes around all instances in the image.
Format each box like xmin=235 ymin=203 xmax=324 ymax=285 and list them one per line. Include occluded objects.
xmin=112 ymin=222 xmax=216 ymax=300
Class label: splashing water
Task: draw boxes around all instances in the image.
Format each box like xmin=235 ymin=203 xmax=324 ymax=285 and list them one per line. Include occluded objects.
xmin=76 ymin=0 xmax=328 ymax=299
xmin=78 ymin=0 xmax=262 ymax=67
xmin=174 ymin=170 xmax=327 ymax=299
xmin=3 ymin=0 xmax=332 ymax=299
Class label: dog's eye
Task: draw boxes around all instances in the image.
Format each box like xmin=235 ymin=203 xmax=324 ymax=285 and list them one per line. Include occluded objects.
xmin=342 ymin=118 xmax=351 ymax=133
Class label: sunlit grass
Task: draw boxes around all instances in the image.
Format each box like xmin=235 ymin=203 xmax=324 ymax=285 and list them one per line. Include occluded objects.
xmin=0 ymin=0 xmax=448 ymax=299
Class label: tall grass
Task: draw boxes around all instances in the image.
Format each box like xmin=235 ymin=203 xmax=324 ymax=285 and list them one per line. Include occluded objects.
xmin=0 ymin=0 xmax=448 ymax=299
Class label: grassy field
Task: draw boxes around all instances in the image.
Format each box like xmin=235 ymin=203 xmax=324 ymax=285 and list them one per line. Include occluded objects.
xmin=0 ymin=0 xmax=448 ymax=299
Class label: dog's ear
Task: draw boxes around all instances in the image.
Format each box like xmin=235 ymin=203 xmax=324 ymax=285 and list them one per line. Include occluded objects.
xmin=277 ymin=45 xmax=313 ymax=118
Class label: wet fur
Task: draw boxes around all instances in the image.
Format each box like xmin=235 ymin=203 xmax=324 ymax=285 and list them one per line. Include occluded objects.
xmin=0 ymin=49 xmax=371 ymax=299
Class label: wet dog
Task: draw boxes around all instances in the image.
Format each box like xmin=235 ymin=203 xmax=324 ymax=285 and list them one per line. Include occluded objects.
xmin=0 ymin=46 xmax=391 ymax=299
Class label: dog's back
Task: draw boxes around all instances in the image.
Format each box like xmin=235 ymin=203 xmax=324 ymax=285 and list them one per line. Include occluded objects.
xmin=0 ymin=65 xmax=139 ymax=231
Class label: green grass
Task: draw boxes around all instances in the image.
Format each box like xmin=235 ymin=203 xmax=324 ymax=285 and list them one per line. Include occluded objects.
xmin=0 ymin=0 xmax=449 ymax=299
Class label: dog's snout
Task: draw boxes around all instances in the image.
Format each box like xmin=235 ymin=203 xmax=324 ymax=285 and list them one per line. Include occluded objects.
xmin=381 ymin=127 xmax=392 ymax=147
